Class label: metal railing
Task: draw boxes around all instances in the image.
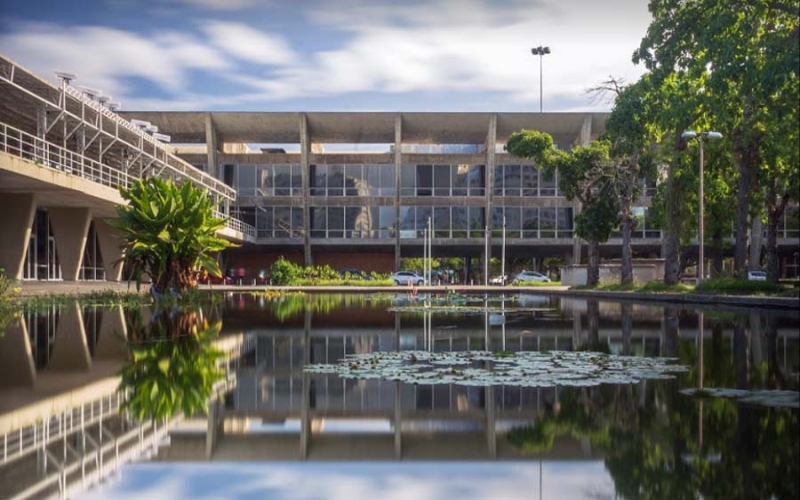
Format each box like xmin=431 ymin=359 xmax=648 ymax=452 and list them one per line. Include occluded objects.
xmin=2 ymin=392 xmax=124 ymax=466
xmin=61 ymin=85 xmax=236 ymax=201
xmin=1 ymin=122 xmax=131 ymax=190
xmin=1 ymin=121 xmax=253 ymax=238
xmin=215 ymin=210 xmax=256 ymax=237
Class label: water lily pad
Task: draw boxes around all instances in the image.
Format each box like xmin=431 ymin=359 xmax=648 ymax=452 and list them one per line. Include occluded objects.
xmin=305 ymin=350 xmax=688 ymax=388
xmin=680 ymin=388 xmax=800 ymax=409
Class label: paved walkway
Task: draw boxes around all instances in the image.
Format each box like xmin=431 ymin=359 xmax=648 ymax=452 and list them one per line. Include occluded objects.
xmin=14 ymin=280 xmax=799 ymax=311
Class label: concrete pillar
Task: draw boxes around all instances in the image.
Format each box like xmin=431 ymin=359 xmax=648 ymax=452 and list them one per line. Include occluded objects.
xmin=485 ymin=385 xmax=496 ymax=458
xmin=394 ymin=380 xmax=402 ymax=459
xmin=300 ymin=310 xmax=312 ymax=459
xmin=394 ymin=114 xmax=403 ymax=271
xmin=49 ymin=207 xmax=91 ymax=281
xmin=205 ymin=113 xmax=219 ymax=179
xmin=94 ymin=218 xmax=125 ymax=281
xmin=0 ymin=193 xmax=36 ymax=280
xmin=300 ymin=113 xmax=312 ymax=266
xmin=205 ymin=397 xmax=223 ymax=460
xmin=94 ymin=306 xmax=128 ymax=361
xmin=49 ymin=302 xmax=91 ymax=371
xmin=484 ymin=115 xmax=497 ymax=286
xmin=0 ymin=316 xmax=36 ymax=387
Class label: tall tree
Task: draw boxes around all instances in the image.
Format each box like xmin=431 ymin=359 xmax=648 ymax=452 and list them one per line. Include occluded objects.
xmin=635 ymin=0 xmax=800 ymax=277
xmin=506 ymin=132 xmax=618 ymax=285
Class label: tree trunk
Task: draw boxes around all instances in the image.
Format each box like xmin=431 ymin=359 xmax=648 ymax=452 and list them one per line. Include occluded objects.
xmin=620 ymin=213 xmax=633 ymax=285
xmin=733 ymin=316 xmax=750 ymax=390
xmin=662 ymin=306 xmax=680 ymax=358
xmin=734 ymin=157 xmax=751 ymax=277
xmin=765 ymin=179 xmax=788 ymax=282
xmin=662 ymin=160 xmax=683 ymax=285
xmin=711 ymin=231 xmax=724 ymax=278
xmin=621 ymin=303 xmax=632 ymax=356
xmin=587 ymin=240 xmax=600 ymax=286
xmin=587 ymin=299 xmax=600 ymax=345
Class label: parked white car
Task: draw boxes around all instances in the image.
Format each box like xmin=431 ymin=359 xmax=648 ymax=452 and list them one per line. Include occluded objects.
xmin=513 ymin=271 xmax=551 ymax=283
xmin=392 ymin=271 xmax=426 ymax=286
xmin=747 ymin=270 xmax=767 ymax=281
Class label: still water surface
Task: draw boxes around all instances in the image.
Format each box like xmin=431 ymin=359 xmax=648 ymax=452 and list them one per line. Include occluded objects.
xmin=0 ymin=293 xmax=797 ymax=499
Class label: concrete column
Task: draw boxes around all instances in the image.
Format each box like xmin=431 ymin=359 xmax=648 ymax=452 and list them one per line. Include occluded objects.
xmin=94 ymin=306 xmax=128 ymax=361
xmin=49 ymin=302 xmax=91 ymax=371
xmin=394 ymin=114 xmax=403 ymax=270
xmin=0 ymin=316 xmax=36 ymax=387
xmin=485 ymin=385 xmax=496 ymax=458
xmin=205 ymin=113 xmax=219 ymax=179
xmin=300 ymin=113 xmax=312 ymax=266
xmin=394 ymin=380 xmax=402 ymax=459
xmin=300 ymin=310 xmax=312 ymax=459
xmin=484 ymin=115 xmax=497 ymax=285
xmin=205 ymin=397 xmax=223 ymax=460
xmin=94 ymin=218 xmax=125 ymax=281
xmin=0 ymin=193 xmax=36 ymax=280
xmin=49 ymin=207 xmax=91 ymax=281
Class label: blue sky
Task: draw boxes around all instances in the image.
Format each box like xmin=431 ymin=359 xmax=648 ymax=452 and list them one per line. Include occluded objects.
xmin=0 ymin=0 xmax=651 ymax=112
xmin=79 ymin=461 xmax=617 ymax=499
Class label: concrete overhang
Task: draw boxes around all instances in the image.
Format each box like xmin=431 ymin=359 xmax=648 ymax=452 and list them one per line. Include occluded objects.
xmin=120 ymin=111 xmax=610 ymax=146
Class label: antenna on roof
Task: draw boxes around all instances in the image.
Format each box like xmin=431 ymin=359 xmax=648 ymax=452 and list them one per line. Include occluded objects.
xmin=153 ymin=132 xmax=171 ymax=143
xmin=54 ymin=71 xmax=77 ymax=84
xmin=77 ymin=86 xmax=102 ymax=100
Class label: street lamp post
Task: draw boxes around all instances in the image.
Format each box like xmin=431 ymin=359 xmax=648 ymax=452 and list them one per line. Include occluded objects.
xmin=531 ymin=46 xmax=551 ymax=112
xmin=681 ymin=130 xmax=723 ymax=283
xmin=501 ymin=216 xmax=506 ymax=286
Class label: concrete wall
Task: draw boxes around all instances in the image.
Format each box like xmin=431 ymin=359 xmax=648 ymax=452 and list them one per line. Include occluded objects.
xmin=561 ymin=259 xmax=665 ymax=286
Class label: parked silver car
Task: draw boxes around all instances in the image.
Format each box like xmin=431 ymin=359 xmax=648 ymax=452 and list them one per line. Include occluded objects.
xmin=513 ymin=271 xmax=551 ymax=283
xmin=392 ymin=271 xmax=426 ymax=286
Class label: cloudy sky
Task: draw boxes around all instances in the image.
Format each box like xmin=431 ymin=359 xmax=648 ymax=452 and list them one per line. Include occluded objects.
xmin=0 ymin=0 xmax=652 ymax=112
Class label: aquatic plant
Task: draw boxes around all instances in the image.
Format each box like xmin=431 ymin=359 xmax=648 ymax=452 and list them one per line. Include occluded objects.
xmin=305 ymin=350 xmax=688 ymax=388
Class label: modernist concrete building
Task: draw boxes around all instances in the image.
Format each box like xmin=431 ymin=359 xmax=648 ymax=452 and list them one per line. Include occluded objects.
xmin=0 ymin=55 xmax=252 ymax=283
xmin=119 ymin=110 xmax=665 ymax=279
xmin=2 ymin=52 xmax=798 ymax=282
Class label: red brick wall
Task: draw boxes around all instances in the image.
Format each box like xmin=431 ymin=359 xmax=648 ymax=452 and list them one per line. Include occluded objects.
xmin=313 ymin=252 xmax=394 ymax=273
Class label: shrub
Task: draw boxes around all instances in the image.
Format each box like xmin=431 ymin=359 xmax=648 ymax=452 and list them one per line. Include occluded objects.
xmin=269 ymin=257 xmax=303 ymax=285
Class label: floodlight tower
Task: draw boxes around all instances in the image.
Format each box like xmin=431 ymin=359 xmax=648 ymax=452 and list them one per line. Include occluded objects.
xmin=530 ymin=46 xmax=551 ymax=112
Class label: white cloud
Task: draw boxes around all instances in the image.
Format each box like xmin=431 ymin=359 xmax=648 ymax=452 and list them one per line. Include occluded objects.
xmin=0 ymin=0 xmax=651 ymax=111
xmin=167 ymin=0 xmax=262 ymax=10
xmin=0 ymin=23 xmax=231 ymax=99
xmin=203 ymin=21 xmax=297 ymax=66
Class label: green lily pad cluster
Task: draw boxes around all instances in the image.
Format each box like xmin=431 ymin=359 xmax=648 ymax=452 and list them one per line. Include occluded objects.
xmin=388 ymin=305 xmax=551 ymax=314
xmin=305 ymin=350 xmax=689 ymax=388
xmin=680 ymin=388 xmax=799 ymax=409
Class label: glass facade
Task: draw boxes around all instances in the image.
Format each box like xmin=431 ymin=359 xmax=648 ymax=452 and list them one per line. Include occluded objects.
xmin=311 ymin=164 xmax=395 ymax=196
xmin=491 ymin=206 xmax=574 ymax=238
xmin=231 ymin=164 xmax=302 ymax=197
xmin=400 ymin=164 xmax=485 ymax=197
xmin=399 ymin=206 xmax=485 ymax=239
xmin=310 ymin=206 xmax=394 ymax=239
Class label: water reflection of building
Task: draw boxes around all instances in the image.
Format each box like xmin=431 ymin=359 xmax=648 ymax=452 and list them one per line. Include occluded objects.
xmin=0 ymin=306 xmax=255 ymax=499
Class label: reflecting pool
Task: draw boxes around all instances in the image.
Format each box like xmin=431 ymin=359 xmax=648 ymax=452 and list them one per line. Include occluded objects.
xmin=0 ymin=293 xmax=798 ymax=499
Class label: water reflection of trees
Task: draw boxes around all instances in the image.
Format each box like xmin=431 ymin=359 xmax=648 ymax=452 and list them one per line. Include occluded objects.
xmin=509 ymin=308 xmax=799 ymax=499
xmin=119 ymin=308 xmax=224 ymax=421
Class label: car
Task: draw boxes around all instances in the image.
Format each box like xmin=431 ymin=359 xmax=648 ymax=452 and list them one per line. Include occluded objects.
xmin=747 ymin=270 xmax=767 ymax=281
xmin=513 ymin=271 xmax=551 ymax=283
xmin=392 ymin=271 xmax=426 ymax=286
